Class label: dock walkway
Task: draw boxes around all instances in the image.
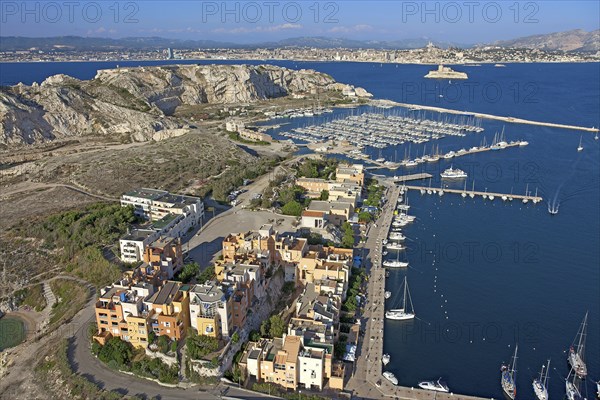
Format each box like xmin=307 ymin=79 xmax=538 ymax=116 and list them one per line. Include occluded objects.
xmin=399 ymin=184 xmax=543 ymax=203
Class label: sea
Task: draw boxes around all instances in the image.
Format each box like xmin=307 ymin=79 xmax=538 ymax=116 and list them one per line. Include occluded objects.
xmin=1 ymin=60 xmax=599 ymax=398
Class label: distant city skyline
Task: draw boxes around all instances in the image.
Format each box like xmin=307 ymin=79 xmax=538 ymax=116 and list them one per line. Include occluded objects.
xmin=1 ymin=1 xmax=598 ymax=44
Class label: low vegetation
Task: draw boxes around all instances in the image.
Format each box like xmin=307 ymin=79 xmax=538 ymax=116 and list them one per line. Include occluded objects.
xmin=49 ymin=279 xmax=88 ymax=329
xmin=91 ymin=336 xmax=179 ymax=384
xmin=11 ymin=203 xmax=135 ymax=287
xmin=13 ymin=284 xmax=47 ymax=311
xmin=292 ymin=158 xmax=339 ymax=180
xmin=186 ymin=331 xmax=220 ymax=359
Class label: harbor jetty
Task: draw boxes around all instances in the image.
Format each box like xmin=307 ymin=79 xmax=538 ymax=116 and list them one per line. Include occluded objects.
xmin=348 ymin=183 xmax=491 ymax=400
xmin=388 ymin=101 xmax=599 ymax=133
xmin=399 ymin=184 xmax=543 ymax=203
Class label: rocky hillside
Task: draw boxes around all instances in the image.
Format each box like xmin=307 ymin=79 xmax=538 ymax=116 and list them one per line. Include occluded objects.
xmin=0 ymin=64 xmax=366 ymax=146
xmin=493 ymin=29 xmax=599 ymax=52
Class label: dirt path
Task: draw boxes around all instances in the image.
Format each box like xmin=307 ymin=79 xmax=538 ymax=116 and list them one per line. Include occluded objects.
xmin=0 ymin=181 xmax=118 ymax=202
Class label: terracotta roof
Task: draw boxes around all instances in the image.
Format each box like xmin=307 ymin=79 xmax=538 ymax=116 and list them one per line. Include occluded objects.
xmin=302 ymin=210 xmax=325 ymax=218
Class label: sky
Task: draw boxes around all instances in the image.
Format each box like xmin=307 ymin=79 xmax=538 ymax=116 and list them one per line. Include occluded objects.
xmin=1 ymin=1 xmax=599 ymax=44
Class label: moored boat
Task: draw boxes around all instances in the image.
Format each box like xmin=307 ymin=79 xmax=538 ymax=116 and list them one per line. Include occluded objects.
xmin=419 ymin=378 xmax=449 ymax=393
xmin=383 ymin=371 xmax=398 ymax=385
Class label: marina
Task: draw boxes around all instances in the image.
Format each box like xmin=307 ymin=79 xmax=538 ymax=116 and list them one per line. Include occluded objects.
xmin=279 ymin=111 xmax=484 ymax=151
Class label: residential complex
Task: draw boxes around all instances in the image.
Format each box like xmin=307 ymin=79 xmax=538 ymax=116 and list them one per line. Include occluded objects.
xmin=119 ymin=188 xmax=204 ymax=263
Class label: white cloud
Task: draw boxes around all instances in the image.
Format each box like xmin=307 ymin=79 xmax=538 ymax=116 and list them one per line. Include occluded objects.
xmin=212 ymin=23 xmax=303 ymax=34
xmin=86 ymin=27 xmax=117 ymax=35
xmin=328 ymin=24 xmax=374 ymax=34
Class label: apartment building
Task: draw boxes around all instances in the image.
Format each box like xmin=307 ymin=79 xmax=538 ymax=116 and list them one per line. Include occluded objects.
xmin=335 ymin=164 xmax=365 ymax=186
xmin=119 ymin=228 xmax=160 ymax=264
xmin=188 ymin=282 xmax=233 ymax=339
xmin=121 ymin=188 xmax=204 ymax=224
xmin=222 ymin=225 xmax=307 ymax=279
xmin=240 ymin=334 xmax=338 ymax=391
xmin=296 ymin=246 xmax=353 ymax=298
xmin=144 ymin=281 xmax=190 ymax=340
xmin=143 ymin=236 xmax=183 ymax=278
xmin=94 ymin=281 xmax=155 ymax=348
xmin=302 ymin=201 xmax=354 ymax=227
xmin=239 ymin=129 xmax=272 ymax=142
xmin=295 ymin=178 xmax=330 ymax=197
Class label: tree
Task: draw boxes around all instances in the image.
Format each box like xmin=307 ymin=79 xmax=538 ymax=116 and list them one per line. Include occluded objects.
xmin=157 ymin=335 xmax=170 ymax=353
xmin=358 ymin=211 xmax=373 ymax=223
xmin=341 ymin=222 xmax=355 ymax=248
xmin=178 ymin=263 xmax=199 ymax=283
xmin=197 ymin=265 xmax=215 ymax=283
xmin=250 ymin=330 xmax=261 ymax=341
xmin=268 ymin=315 xmax=286 ymax=338
xmin=319 ymin=190 xmax=329 ymax=200
xmin=281 ymin=200 xmax=303 ymax=217
xmin=231 ymin=332 xmax=240 ymax=344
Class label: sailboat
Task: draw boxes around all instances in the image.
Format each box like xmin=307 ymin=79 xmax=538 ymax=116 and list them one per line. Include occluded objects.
xmin=461 ymin=180 xmax=468 ymax=198
xmin=385 ymin=277 xmax=415 ymax=320
xmin=565 ymin=368 xmax=584 ymax=400
xmin=568 ymin=311 xmax=588 ymax=378
xmin=522 ymin=184 xmax=530 ymax=204
xmin=577 ymin=136 xmax=584 ymax=152
xmin=500 ymin=344 xmax=518 ymax=400
xmin=532 ymin=359 xmax=550 ymax=400
xmin=469 ymin=180 xmax=476 ymax=198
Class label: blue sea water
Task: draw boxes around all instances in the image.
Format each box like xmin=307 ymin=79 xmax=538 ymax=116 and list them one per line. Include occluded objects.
xmin=1 ymin=60 xmax=598 ymax=399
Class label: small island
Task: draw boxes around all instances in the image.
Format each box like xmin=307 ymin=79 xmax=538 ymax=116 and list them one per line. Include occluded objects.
xmin=424 ymin=64 xmax=468 ymax=80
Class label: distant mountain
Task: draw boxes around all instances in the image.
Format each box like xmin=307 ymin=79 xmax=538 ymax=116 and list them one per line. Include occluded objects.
xmin=0 ymin=36 xmax=242 ymax=51
xmin=491 ymin=29 xmax=599 ymax=52
xmin=0 ymin=35 xmax=465 ymax=52
xmin=1 ymin=30 xmax=598 ymax=52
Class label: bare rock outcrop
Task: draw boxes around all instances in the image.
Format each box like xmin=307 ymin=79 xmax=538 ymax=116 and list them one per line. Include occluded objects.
xmin=1 ymin=64 xmax=367 ymax=146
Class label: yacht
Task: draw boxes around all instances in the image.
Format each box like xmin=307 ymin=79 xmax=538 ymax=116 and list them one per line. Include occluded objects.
xmin=519 ymin=140 xmax=529 ymax=146
xmin=443 ymin=151 xmax=456 ymax=159
xmin=385 ymin=242 xmax=405 ymax=251
xmin=386 ymin=277 xmax=415 ymax=320
xmin=388 ymin=232 xmax=406 ymax=241
xmin=532 ymin=359 xmax=550 ymax=400
xmin=382 ymin=353 xmax=391 ymax=365
xmin=383 ymin=260 xmax=409 ymax=268
xmin=441 ymin=165 xmax=467 ymax=179
xmin=419 ymin=378 xmax=450 ymax=393
xmin=568 ymin=311 xmax=588 ymax=378
xmin=501 ymin=344 xmax=518 ymax=400
xmin=383 ymin=371 xmax=398 ymax=385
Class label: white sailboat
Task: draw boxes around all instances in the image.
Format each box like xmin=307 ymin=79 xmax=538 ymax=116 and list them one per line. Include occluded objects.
xmin=568 ymin=311 xmax=588 ymax=379
xmin=565 ymin=368 xmax=584 ymax=400
xmin=386 ymin=277 xmax=415 ymax=320
xmin=577 ymin=136 xmax=583 ymax=152
xmin=461 ymin=180 xmax=468 ymax=198
xmin=469 ymin=180 xmax=476 ymax=198
xmin=522 ymin=184 xmax=530 ymax=204
xmin=532 ymin=359 xmax=550 ymax=400
xmin=500 ymin=344 xmax=518 ymax=400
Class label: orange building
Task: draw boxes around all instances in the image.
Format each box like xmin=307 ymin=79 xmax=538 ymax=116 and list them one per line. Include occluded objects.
xmin=144 ymin=281 xmax=191 ymax=340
